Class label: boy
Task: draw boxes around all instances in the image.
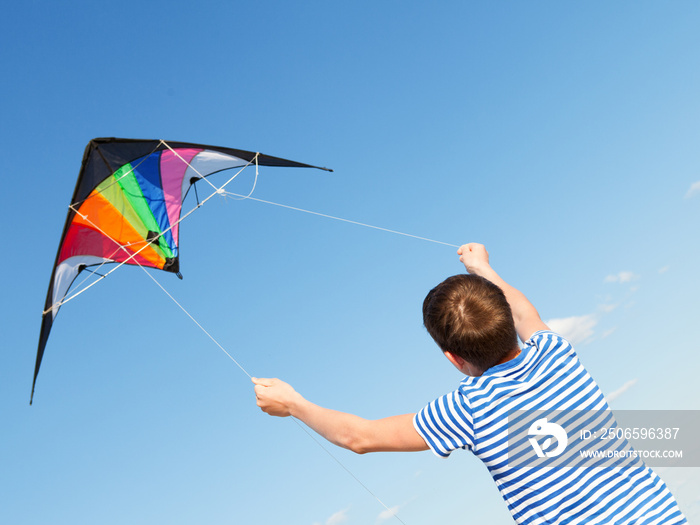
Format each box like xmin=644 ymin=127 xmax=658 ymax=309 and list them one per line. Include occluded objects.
xmin=253 ymin=243 xmax=686 ymax=524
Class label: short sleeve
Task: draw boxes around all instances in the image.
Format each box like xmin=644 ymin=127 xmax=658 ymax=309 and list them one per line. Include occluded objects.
xmin=524 ymin=330 xmax=576 ymax=360
xmin=524 ymin=329 xmax=552 ymax=349
xmin=413 ymin=390 xmax=475 ymax=458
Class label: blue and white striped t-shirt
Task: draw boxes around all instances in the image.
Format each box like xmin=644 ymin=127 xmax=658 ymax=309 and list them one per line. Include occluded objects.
xmin=413 ymin=331 xmax=686 ymax=524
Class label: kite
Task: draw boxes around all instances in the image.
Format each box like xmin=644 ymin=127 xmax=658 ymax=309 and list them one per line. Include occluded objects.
xmin=32 ymin=138 xmax=330 ymax=403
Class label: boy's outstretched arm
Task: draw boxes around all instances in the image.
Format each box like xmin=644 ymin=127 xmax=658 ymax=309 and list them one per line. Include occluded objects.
xmin=252 ymin=377 xmax=428 ymax=454
xmin=458 ymin=243 xmax=549 ymax=343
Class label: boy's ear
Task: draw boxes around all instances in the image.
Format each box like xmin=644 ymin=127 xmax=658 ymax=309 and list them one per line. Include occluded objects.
xmin=444 ymin=351 xmax=466 ymax=370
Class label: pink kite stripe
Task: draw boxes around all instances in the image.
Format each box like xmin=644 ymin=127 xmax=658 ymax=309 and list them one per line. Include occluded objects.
xmin=160 ymin=148 xmax=202 ymax=244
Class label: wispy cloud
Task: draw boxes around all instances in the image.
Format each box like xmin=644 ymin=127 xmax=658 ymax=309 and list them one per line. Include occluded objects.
xmin=600 ymin=327 xmax=616 ymax=339
xmin=607 ymin=379 xmax=638 ymax=402
xmin=684 ymin=180 xmax=700 ymax=199
xmin=546 ymin=314 xmax=598 ymax=345
xmin=604 ymin=271 xmax=639 ymax=284
xmin=376 ymin=505 xmax=401 ymax=523
xmin=599 ymin=303 xmax=617 ymax=314
xmin=325 ymin=507 xmax=350 ymax=525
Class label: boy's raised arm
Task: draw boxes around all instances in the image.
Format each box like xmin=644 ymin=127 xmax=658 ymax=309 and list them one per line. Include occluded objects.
xmin=252 ymin=377 xmax=428 ymax=454
xmin=458 ymin=243 xmax=548 ymax=343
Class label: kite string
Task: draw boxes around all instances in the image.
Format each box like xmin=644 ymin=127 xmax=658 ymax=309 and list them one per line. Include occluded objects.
xmin=288 ymin=417 xmax=406 ymax=524
xmin=52 ymin=143 xmax=416 ymax=522
xmin=137 ymin=266 xmax=252 ymax=378
xmin=56 ymin=141 xmax=456 ymax=313
xmin=221 ymin=191 xmax=459 ymax=248
xmin=138 ymin=265 xmax=406 ymax=525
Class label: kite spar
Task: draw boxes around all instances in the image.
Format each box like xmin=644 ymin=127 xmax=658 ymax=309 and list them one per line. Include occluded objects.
xmin=32 ymin=137 xmax=330 ymax=403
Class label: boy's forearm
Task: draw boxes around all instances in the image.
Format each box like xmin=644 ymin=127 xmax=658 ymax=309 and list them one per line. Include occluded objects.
xmin=292 ymin=399 xmax=427 ymax=454
xmin=290 ymin=397 xmax=375 ymax=453
xmin=472 ymin=265 xmax=544 ymax=341
xmin=253 ymin=377 xmax=427 ymax=454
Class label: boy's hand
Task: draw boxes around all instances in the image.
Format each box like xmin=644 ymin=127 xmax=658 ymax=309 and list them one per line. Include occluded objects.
xmin=252 ymin=377 xmax=303 ymax=417
xmin=457 ymin=243 xmax=491 ymax=275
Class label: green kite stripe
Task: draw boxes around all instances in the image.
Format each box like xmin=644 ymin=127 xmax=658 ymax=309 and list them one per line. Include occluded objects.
xmin=112 ymin=164 xmax=174 ymax=259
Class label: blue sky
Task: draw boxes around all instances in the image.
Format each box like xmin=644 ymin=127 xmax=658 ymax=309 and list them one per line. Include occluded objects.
xmin=1 ymin=2 xmax=699 ymax=524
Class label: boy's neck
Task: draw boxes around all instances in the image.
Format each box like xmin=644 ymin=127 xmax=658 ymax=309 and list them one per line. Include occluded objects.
xmin=467 ymin=346 xmax=522 ymax=377
xmin=496 ymin=346 xmax=522 ymax=366
xmin=446 ymin=346 xmax=523 ymax=377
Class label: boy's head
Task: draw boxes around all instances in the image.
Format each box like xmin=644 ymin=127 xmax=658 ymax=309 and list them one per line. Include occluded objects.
xmin=423 ymin=274 xmax=518 ymax=374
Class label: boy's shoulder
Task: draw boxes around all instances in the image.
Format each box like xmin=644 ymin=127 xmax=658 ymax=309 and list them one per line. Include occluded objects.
xmin=458 ymin=330 xmax=579 ymax=396
xmin=526 ymin=329 xmax=568 ymax=344
xmin=523 ymin=329 xmax=578 ymax=359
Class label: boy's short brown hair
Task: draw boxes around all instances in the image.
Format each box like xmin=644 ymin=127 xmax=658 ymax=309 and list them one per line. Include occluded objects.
xmin=422 ymin=274 xmax=518 ymax=373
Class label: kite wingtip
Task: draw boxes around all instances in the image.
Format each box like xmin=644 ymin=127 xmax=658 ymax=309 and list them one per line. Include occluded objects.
xmin=30 ymin=377 xmax=38 ymax=405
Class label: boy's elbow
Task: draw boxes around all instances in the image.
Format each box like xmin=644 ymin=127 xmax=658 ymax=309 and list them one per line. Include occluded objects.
xmin=348 ymin=445 xmax=370 ymax=455
xmin=336 ymin=424 xmax=374 ymax=454
xmin=339 ymin=434 xmax=371 ymax=454
xmin=350 ymin=442 xmax=373 ymax=455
